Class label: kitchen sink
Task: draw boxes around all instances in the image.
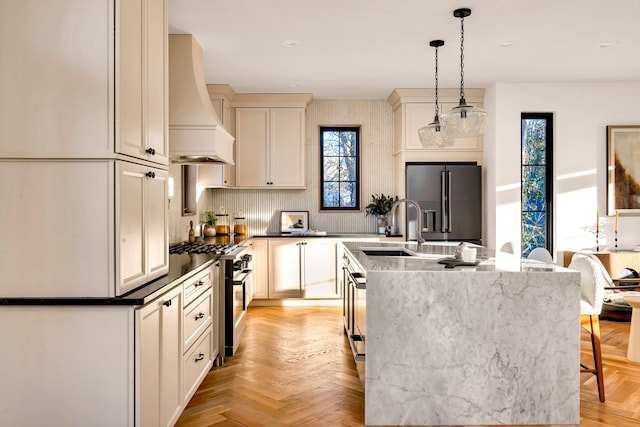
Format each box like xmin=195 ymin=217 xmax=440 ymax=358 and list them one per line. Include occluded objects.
xmin=361 ymin=248 xmax=416 ymax=257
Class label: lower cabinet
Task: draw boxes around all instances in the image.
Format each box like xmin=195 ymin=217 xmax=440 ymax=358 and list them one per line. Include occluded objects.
xmin=137 ymin=262 xmax=218 ymax=426
xmin=136 ymin=285 xmax=183 ymax=427
xmin=254 ymin=239 xmax=339 ymax=299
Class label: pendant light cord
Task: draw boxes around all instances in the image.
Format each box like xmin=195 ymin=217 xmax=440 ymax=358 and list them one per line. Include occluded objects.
xmin=434 ymin=45 xmax=439 ymax=116
xmin=459 ymin=15 xmax=465 ymax=100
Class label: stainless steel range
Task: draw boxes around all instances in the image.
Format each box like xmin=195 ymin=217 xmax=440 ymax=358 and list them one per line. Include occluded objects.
xmin=169 ymin=241 xmax=238 ymax=255
xmin=169 ymin=241 xmax=252 ymax=364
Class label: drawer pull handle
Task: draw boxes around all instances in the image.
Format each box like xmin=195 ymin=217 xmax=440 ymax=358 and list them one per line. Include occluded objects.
xmin=195 ymin=312 xmax=205 ymax=320
xmin=163 ymin=300 xmax=172 ymax=307
xmin=145 ymin=147 xmax=156 ymax=155
xmin=195 ymin=353 xmax=205 ymax=362
xmin=195 ymin=280 xmax=204 ymax=287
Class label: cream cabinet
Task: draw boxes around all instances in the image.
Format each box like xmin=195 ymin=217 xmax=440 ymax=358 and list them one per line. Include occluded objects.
xmin=117 ymin=162 xmax=169 ymax=295
xmin=117 ymin=0 xmax=169 ymax=165
xmin=250 ymin=239 xmax=269 ymax=299
xmin=182 ymin=264 xmax=218 ymax=404
xmin=0 ymin=160 xmax=168 ymax=298
xmin=197 ymin=164 xmax=231 ymax=188
xmin=0 ymin=0 xmax=168 ymax=165
xmin=265 ymin=239 xmax=338 ymax=299
xmin=136 ymin=285 xmax=183 ymax=427
xmin=235 ymin=107 xmax=306 ymax=188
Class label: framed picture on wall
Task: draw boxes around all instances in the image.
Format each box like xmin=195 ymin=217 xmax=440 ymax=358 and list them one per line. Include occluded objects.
xmin=607 ymin=125 xmax=640 ymax=215
xmin=280 ymin=211 xmax=309 ymax=233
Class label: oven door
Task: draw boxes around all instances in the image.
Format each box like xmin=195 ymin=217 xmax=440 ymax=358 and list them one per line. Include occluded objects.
xmin=225 ymin=267 xmax=252 ymax=357
xmin=233 ymin=269 xmax=251 ymax=327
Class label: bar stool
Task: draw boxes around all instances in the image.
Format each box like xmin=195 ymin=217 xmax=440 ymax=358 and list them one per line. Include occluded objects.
xmin=569 ymin=253 xmax=607 ymax=402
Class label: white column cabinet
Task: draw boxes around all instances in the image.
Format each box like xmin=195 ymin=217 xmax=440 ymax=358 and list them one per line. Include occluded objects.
xmin=265 ymin=239 xmax=338 ymax=299
xmin=235 ymin=107 xmax=306 ymax=188
xmin=136 ymin=285 xmax=183 ymax=427
xmin=117 ymin=162 xmax=169 ymax=295
xmin=0 ymin=0 xmax=168 ymax=165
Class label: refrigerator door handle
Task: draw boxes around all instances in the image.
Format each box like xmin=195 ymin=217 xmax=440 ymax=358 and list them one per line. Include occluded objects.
xmin=447 ymin=170 xmax=452 ymax=233
xmin=440 ymin=170 xmax=447 ymax=233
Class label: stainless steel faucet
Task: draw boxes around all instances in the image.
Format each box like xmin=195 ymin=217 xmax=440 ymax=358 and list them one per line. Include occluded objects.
xmin=389 ymin=198 xmax=425 ymax=251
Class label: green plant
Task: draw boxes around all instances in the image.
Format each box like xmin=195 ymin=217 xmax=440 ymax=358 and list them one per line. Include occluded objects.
xmin=202 ymin=210 xmax=218 ymax=226
xmin=365 ymin=193 xmax=398 ymax=216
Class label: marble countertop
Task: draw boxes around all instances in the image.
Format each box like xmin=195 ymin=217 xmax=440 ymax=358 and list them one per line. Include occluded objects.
xmin=342 ymin=240 xmax=570 ymax=274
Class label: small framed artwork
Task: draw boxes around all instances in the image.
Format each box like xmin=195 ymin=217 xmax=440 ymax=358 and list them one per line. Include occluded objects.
xmin=607 ymin=125 xmax=640 ymax=215
xmin=281 ymin=211 xmax=309 ymax=233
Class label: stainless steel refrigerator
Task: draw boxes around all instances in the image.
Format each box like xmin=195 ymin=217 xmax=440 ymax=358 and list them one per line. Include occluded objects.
xmin=405 ymin=162 xmax=482 ymax=243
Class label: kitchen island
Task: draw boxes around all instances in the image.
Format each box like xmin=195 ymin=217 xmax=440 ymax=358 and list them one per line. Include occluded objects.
xmin=342 ymin=241 xmax=581 ymax=426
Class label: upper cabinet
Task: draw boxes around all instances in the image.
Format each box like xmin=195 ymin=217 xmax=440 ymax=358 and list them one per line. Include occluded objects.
xmin=118 ymin=0 xmax=169 ymax=165
xmin=388 ymin=88 xmax=485 ymax=154
xmin=233 ymin=94 xmax=312 ymax=189
xmin=0 ymin=0 xmax=168 ymax=165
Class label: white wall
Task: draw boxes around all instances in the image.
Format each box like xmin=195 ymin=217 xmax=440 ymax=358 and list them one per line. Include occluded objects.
xmin=485 ymin=82 xmax=640 ymax=257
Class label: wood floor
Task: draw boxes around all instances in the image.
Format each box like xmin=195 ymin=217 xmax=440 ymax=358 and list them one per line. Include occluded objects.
xmin=176 ymin=306 xmax=640 ymax=427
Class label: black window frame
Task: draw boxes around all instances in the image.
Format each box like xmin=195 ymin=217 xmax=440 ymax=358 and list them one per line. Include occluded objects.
xmin=319 ymin=126 xmax=361 ymax=211
xmin=521 ymin=112 xmax=554 ymax=257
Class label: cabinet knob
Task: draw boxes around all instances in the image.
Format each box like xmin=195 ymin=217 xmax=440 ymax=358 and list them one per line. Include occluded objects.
xmin=195 ymin=312 xmax=205 ymax=320
xmin=146 ymin=171 xmax=156 ymax=179
xmin=163 ymin=300 xmax=172 ymax=307
xmin=145 ymin=148 xmax=156 ymax=155
xmin=195 ymin=353 xmax=205 ymax=362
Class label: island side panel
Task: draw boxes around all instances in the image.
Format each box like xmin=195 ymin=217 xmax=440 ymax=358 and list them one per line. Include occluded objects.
xmin=365 ymin=269 xmax=580 ymax=426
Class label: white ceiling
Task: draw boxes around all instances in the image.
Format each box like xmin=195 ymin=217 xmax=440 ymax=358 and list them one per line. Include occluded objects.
xmin=168 ymin=0 xmax=640 ymax=99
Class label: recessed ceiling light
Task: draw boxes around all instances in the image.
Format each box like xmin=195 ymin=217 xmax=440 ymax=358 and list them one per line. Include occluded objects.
xmin=280 ymin=40 xmax=299 ymax=48
xmin=498 ymin=41 xmax=516 ymax=48
xmin=287 ymin=83 xmax=300 ymax=88
xmin=598 ymin=41 xmax=620 ymax=48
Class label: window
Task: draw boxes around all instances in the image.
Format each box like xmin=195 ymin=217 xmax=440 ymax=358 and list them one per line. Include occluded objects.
xmin=521 ymin=113 xmax=553 ymax=257
xmin=320 ymin=127 xmax=360 ymax=210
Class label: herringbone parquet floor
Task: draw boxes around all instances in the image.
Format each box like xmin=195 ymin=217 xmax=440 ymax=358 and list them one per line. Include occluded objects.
xmin=176 ymin=306 xmax=640 ymax=427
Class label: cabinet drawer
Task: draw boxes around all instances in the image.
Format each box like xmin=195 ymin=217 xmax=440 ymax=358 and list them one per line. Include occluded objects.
xmin=183 ymin=325 xmax=213 ymax=403
xmin=183 ymin=268 xmax=212 ymax=306
xmin=184 ymin=289 xmax=213 ymax=351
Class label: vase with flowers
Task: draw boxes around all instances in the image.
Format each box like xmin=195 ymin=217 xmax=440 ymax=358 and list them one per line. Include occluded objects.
xmin=201 ymin=210 xmax=218 ymax=237
xmin=365 ymin=193 xmax=398 ymax=233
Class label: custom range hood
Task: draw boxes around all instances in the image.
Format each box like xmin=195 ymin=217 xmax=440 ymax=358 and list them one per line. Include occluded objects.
xmin=169 ymin=34 xmax=234 ymax=164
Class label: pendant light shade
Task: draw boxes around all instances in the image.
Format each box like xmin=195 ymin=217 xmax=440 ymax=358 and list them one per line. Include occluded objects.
xmin=418 ymin=40 xmax=453 ymax=148
xmin=440 ymin=8 xmax=487 ymax=140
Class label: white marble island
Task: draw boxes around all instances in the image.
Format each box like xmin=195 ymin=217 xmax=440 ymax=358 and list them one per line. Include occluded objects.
xmin=342 ymin=241 xmax=581 ymax=426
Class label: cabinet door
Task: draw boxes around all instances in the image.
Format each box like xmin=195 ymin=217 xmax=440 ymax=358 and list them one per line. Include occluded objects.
xmin=235 ymin=108 xmax=269 ymax=187
xmin=137 ymin=285 xmax=183 ymax=427
xmin=268 ymin=239 xmax=303 ymax=298
xmin=118 ymin=0 xmax=168 ymax=165
xmin=270 ymin=108 xmax=305 ymax=187
xmin=117 ymin=162 xmax=146 ymax=291
xmin=117 ymin=162 xmax=169 ymax=295
xmin=303 ymin=241 xmax=339 ymax=298
xmin=145 ymin=0 xmax=168 ymax=165
xmin=146 ymin=168 xmax=169 ymax=278
xmin=251 ymin=239 xmax=269 ymax=299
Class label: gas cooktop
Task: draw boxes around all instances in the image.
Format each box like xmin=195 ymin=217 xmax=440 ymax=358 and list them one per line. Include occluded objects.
xmin=169 ymin=241 xmax=238 ymax=255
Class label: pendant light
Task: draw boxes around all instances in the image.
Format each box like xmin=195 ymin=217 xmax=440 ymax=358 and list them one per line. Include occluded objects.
xmin=439 ymin=8 xmax=487 ymax=139
xmin=418 ymin=40 xmax=453 ymax=148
